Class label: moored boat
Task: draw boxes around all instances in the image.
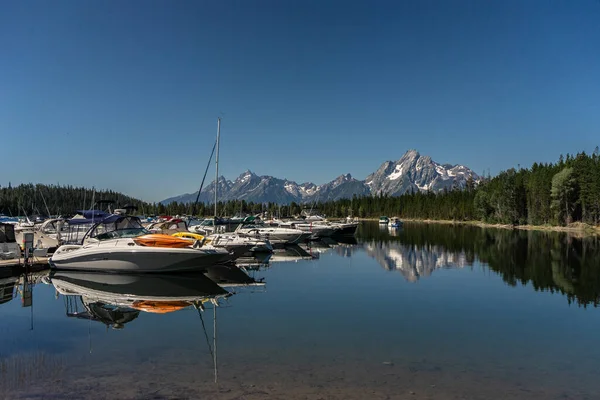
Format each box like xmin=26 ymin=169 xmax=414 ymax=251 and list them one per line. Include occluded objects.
xmin=388 ymin=217 xmax=403 ymax=228
xmin=50 ymin=211 xmax=232 ymax=273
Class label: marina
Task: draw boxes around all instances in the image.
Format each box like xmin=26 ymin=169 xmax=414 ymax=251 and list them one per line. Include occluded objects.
xmin=1 ymin=222 xmax=600 ymax=399
xmin=2 ymin=2 xmax=599 ymax=399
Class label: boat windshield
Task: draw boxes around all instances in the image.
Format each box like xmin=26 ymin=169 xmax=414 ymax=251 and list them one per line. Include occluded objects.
xmin=89 ymin=216 xmax=149 ymax=241
xmin=240 ymin=223 xmax=265 ymax=229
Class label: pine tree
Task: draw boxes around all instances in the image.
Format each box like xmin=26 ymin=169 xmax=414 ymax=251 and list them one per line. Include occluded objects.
xmin=551 ymin=167 xmax=576 ymax=225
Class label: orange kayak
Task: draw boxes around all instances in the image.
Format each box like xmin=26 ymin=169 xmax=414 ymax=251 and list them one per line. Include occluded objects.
xmin=133 ymin=234 xmax=193 ymax=248
xmin=131 ymin=300 xmax=190 ymax=313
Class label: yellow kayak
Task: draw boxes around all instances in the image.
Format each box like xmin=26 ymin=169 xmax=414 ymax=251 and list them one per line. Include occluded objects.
xmin=172 ymin=232 xmax=207 ymax=241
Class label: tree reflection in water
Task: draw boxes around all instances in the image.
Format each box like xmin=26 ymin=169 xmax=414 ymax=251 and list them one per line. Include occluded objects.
xmin=357 ymin=222 xmax=600 ymax=307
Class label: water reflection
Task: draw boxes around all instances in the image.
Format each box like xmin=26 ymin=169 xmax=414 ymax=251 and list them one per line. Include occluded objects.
xmin=358 ymin=222 xmax=600 ymax=307
xmin=1 ymin=226 xmax=599 ymax=312
xmin=2 ymin=224 xmax=600 ymax=399
xmin=270 ymin=244 xmax=316 ymax=263
xmin=363 ymin=241 xmax=471 ymax=282
xmin=0 ymin=270 xmax=45 ymax=309
xmin=50 ymin=272 xmax=231 ymax=329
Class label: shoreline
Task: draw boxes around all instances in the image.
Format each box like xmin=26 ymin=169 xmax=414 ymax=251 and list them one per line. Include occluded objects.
xmin=358 ymin=217 xmax=600 ymax=236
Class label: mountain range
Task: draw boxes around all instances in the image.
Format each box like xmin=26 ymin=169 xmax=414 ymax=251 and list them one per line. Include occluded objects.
xmin=160 ymin=150 xmax=480 ymax=205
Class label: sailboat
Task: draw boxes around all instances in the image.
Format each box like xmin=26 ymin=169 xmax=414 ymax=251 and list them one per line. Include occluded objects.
xmin=203 ymin=118 xmax=275 ymax=255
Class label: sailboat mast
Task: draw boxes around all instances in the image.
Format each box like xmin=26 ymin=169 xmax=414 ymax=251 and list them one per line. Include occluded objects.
xmin=214 ymin=117 xmax=221 ymax=218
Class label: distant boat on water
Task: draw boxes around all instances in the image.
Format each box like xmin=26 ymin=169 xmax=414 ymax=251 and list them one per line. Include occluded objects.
xmin=388 ymin=217 xmax=403 ymax=229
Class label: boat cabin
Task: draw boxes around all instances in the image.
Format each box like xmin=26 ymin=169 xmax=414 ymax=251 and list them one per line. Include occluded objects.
xmin=147 ymin=219 xmax=188 ymax=234
xmin=83 ymin=215 xmax=149 ymax=242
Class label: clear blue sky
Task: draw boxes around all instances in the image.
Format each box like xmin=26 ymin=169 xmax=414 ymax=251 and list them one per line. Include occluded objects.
xmin=1 ymin=0 xmax=599 ymax=202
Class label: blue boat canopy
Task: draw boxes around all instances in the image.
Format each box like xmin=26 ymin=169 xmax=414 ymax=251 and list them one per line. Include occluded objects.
xmin=68 ymin=210 xmax=111 ymax=225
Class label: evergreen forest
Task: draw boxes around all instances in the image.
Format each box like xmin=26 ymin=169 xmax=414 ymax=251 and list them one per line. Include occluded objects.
xmin=1 ymin=150 xmax=599 ymax=227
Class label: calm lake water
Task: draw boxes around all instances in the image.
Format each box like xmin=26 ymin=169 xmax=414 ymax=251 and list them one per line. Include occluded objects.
xmin=1 ymin=222 xmax=600 ymax=400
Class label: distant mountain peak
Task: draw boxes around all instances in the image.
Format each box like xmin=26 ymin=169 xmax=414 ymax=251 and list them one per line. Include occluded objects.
xmin=161 ymin=150 xmax=480 ymax=205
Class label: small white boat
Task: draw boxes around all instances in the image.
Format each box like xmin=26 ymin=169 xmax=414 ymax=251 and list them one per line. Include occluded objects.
xmin=208 ymin=233 xmax=273 ymax=255
xmin=388 ymin=217 xmax=403 ymax=228
xmin=50 ymin=212 xmax=232 ymax=273
xmin=330 ymin=217 xmax=360 ymax=235
xmin=235 ymin=223 xmax=311 ymax=245
xmin=14 ymin=218 xmax=66 ymax=252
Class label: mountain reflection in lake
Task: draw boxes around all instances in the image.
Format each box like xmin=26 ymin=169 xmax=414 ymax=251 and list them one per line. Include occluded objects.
xmin=1 ymin=222 xmax=600 ymax=399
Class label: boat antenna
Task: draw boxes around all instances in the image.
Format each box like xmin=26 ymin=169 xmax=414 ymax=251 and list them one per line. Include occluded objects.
xmin=90 ymin=188 xmax=96 ymax=224
xmin=214 ymin=117 xmax=221 ymax=220
xmin=190 ymin=138 xmax=217 ymax=217
xmin=38 ymin=186 xmax=52 ymax=217
xmin=89 ymin=188 xmax=95 ymax=211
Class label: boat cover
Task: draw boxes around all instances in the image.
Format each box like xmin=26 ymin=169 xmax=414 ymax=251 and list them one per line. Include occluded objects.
xmin=0 ymin=223 xmax=16 ymax=243
xmin=68 ymin=210 xmax=111 ymax=225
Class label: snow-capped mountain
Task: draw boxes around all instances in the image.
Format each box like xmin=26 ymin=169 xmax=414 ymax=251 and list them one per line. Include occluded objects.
xmin=160 ymin=150 xmax=479 ymax=204
xmin=365 ymin=149 xmax=477 ymax=195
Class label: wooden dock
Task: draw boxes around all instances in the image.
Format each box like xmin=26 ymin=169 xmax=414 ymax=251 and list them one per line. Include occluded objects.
xmin=0 ymin=257 xmax=50 ymax=277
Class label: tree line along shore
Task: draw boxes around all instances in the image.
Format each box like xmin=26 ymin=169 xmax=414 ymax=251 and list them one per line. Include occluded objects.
xmin=1 ymin=150 xmax=599 ymax=235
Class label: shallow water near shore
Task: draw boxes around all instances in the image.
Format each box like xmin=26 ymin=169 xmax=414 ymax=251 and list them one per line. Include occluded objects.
xmin=1 ymin=222 xmax=600 ymax=399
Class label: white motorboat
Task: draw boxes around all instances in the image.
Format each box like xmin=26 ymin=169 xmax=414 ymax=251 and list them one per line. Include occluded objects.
xmin=235 ymin=223 xmax=312 ymax=245
xmin=330 ymin=217 xmax=360 ymax=236
xmin=276 ymin=214 xmax=359 ymax=237
xmin=14 ymin=218 xmax=65 ymax=252
xmin=267 ymin=218 xmax=335 ymax=239
xmin=50 ymin=212 xmax=232 ymax=273
xmin=208 ymin=233 xmax=273 ymax=256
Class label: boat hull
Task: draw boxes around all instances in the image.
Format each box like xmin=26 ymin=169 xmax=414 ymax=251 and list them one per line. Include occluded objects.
xmin=237 ymin=229 xmax=311 ymax=245
xmin=50 ymin=245 xmax=232 ymax=273
xmin=332 ymin=223 xmax=359 ymax=236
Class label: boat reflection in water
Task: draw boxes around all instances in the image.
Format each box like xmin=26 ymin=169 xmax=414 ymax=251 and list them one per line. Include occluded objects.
xmin=269 ymin=244 xmax=316 ymax=263
xmin=50 ymin=271 xmax=233 ymax=329
xmin=49 ymin=261 xmax=266 ymax=328
xmin=203 ymin=263 xmax=266 ymax=288
xmin=233 ymin=252 xmax=272 ymax=271
xmin=0 ymin=270 xmax=46 ymax=309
